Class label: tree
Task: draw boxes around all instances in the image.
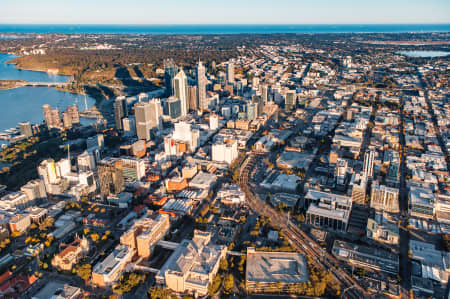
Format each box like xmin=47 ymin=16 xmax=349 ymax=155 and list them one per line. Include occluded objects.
xmin=76 ymin=264 xmax=92 ymax=281
xmin=223 ymin=274 xmax=234 ymax=294
xmin=219 ymin=258 xmax=228 ymax=272
xmin=208 ymin=274 xmax=222 ymax=297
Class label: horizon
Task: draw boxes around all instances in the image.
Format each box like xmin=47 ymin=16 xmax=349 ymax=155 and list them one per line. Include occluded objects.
xmin=2 ymin=0 xmax=449 ymax=25
xmin=1 ymin=23 xmax=450 ymax=26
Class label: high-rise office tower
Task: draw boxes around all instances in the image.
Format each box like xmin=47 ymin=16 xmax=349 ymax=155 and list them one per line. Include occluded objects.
xmin=135 ymin=102 xmax=152 ymax=141
xmin=173 ymin=69 xmax=188 ymax=116
xmin=217 ymin=72 xmax=226 ymax=86
xmin=164 ymin=59 xmax=178 ymax=96
xmin=261 ymin=84 xmax=269 ymax=103
xmin=197 ymin=61 xmax=207 ymax=111
xmin=252 ymin=95 xmax=263 ymax=117
xmin=247 ymin=102 xmax=258 ymax=120
xmin=122 ymin=116 xmax=136 ymax=137
xmin=97 ymin=159 xmax=124 ymax=198
xmin=114 ymin=97 xmax=128 ymax=130
xmin=77 ymin=151 xmax=96 ymax=172
xmin=226 ymin=62 xmax=234 ymax=84
xmin=166 ymin=97 xmax=181 ymax=119
xmin=285 ymin=90 xmax=297 ymax=111
xmin=363 ymin=150 xmax=375 ymax=179
xmin=187 ymin=86 xmax=198 ymax=112
xmin=148 ymin=98 xmax=163 ymax=130
xmin=18 ymin=122 xmax=32 ymax=138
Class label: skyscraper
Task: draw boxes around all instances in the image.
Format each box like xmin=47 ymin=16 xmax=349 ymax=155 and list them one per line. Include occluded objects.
xmin=197 ymin=61 xmax=207 ymax=111
xmin=164 ymin=59 xmax=178 ymax=96
xmin=226 ymin=62 xmax=234 ymax=84
xmin=187 ymin=85 xmax=198 ymax=112
xmin=285 ymin=90 xmax=296 ymax=111
xmin=166 ymin=96 xmax=181 ymax=119
xmin=252 ymin=95 xmax=263 ymax=117
xmin=148 ymin=98 xmax=163 ymax=130
xmin=135 ymin=101 xmax=156 ymax=141
xmin=363 ymin=150 xmax=375 ymax=179
xmin=247 ymin=102 xmax=258 ymax=120
xmin=114 ymin=98 xmax=126 ymax=130
xmin=261 ymin=84 xmax=269 ymax=103
xmin=122 ymin=116 xmax=136 ymax=137
xmin=173 ymin=69 xmax=188 ymax=116
xmin=98 ymin=158 xmax=124 ymax=199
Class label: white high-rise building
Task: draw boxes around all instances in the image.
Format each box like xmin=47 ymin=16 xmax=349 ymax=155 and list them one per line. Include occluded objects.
xmin=172 ymin=121 xmax=199 ymax=152
xmin=173 ymin=69 xmax=188 ymax=116
xmin=226 ymin=62 xmax=234 ymax=84
xmin=363 ymin=150 xmax=375 ymax=179
xmin=197 ymin=61 xmax=208 ymax=111
xmin=77 ymin=151 xmax=96 ymax=172
xmin=56 ymin=159 xmax=71 ymax=178
xmin=38 ymin=159 xmax=58 ymax=186
xmin=212 ymin=140 xmax=238 ymax=165
xmin=210 ymin=114 xmax=219 ymax=130
xmin=150 ymin=98 xmax=163 ymax=129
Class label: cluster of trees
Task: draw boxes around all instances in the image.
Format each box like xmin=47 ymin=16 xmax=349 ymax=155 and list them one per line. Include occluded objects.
xmin=74 ymin=263 xmax=92 ymax=281
xmin=249 ymin=270 xmax=339 ymax=297
xmin=0 ymin=238 xmax=10 ymax=254
xmin=147 ymin=286 xmax=176 ymax=299
xmin=0 ymin=131 xmax=79 ymax=190
xmin=113 ymin=272 xmax=146 ymax=294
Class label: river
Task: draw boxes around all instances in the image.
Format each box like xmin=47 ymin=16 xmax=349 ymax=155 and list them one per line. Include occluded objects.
xmin=0 ymin=53 xmax=96 ymax=146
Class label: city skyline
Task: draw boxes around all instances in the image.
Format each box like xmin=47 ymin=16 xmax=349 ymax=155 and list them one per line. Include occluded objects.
xmin=1 ymin=0 xmax=449 ymax=25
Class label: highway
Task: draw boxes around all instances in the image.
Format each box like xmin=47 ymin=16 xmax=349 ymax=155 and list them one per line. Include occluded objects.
xmin=238 ymin=153 xmax=369 ymax=299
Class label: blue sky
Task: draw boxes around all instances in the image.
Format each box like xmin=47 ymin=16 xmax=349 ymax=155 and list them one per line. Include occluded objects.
xmin=1 ymin=0 xmax=449 ymax=24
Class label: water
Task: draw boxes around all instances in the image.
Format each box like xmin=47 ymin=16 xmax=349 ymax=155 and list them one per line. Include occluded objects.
xmin=0 ymin=53 xmax=96 ymax=146
xmin=0 ymin=54 xmax=68 ymax=82
xmin=396 ymin=51 xmax=450 ymax=58
xmin=0 ymin=24 xmax=449 ymax=34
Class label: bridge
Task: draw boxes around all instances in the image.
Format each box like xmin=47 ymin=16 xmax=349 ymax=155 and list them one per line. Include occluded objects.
xmin=227 ymin=251 xmax=245 ymax=256
xmin=132 ymin=263 xmax=160 ymax=273
xmin=20 ymin=82 xmax=71 ymax=87
xmin=156 ymin=240 xmax=179 ymax=250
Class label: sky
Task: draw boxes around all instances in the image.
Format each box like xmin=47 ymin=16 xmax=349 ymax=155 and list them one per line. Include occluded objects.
xmin=0 ymin=0 xmax=449 ymax=25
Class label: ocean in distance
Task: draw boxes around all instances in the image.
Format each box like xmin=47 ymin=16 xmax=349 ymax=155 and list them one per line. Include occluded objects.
xmin=0 ymin=24 xmax=449 ymax=34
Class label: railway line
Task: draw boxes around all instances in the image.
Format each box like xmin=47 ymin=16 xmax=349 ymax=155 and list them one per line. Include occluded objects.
xmin=239 ymin=153 xmax=368 ymax=299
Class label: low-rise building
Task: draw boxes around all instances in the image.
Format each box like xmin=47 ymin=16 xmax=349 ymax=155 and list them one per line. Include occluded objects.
xmin=156 ymin=230 xmax=226 ymax=296
xmin=120 ymin=214 xmax=170 ymax=258
xmin=92 ymin=244 xmax=134 ymax=287
xmin=366 ymin=212 xmax=399 ymax=246
xmin=8 ymin=214 xmax=31 ymax=233
xmin=245 ymin=247 xmax=309 ymax=293
xmin=409 ymin=186 xmax=435 ymax=219
xmin=305 ymin=190 xmax=352 ymax=232
xmin=370 ymin=182 xmax=400 ymax=213
xmin=332 ymin=240 xmax=399 ymax=275
xmin=51 ymin=236 xmax=89 ymax=271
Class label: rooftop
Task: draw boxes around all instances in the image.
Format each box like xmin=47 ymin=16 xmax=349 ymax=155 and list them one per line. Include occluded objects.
xmin=246 ymin=248 xmax=309 ymax=284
